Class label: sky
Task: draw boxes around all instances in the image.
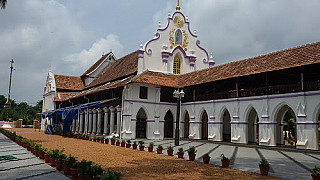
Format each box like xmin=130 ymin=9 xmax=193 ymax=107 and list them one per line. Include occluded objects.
xmin=0 ymin=0 xmax=319 ymax=105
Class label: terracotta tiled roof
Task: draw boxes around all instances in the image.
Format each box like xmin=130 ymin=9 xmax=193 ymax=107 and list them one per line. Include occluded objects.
xmin=81 ymin=52 xmax=111 ymax=77
xmin=132 ymin=70 xmax=179 ymax=88
xmin=54 ymin=92 xmax=76 ymax=102
xmin=54 ymin=74 xmax=84 ymax=90
xmin=181 ymin=42 xmax=320 ymax=86
xmin=87 ymin=51 xmax=138 ymax=88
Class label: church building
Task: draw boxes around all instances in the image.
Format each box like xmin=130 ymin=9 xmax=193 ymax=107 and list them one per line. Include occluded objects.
xmin=42 ymin=4 xmax=320 ymax=150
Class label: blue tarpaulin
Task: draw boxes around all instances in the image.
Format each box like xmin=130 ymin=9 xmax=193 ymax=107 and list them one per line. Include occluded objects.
xmin=45 ymin=125 xmax=53 ymax=135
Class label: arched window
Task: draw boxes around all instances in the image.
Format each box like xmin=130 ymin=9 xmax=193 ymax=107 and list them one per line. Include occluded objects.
xmin=173 ymin=54 xmax=181 ymax=74
xmin=175 ymin=29 xmax=182 ymax=45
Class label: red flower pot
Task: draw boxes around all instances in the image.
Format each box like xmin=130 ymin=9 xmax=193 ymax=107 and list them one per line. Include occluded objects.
xmin=64 ymin=163 xmax=71 ymax=175
xmin=50 ymin=157 xmax=57 ymax=167
xmin=203 ymin=156 xmax=210 ymax=164
xmin=311 ymin=174 xmax=320 ymax=180
xmin=221 ymin=160 xmax=230 ymax=168
xmin=70 ymin=168 xmax=79 ymax=180
xmin=27 ymin=145 xmax=31 ymax=151
xmin=105 ymin=140 xmax=109 ymax=144
xmin=116 ymin=142 xmax=120 ymax=146
xmin=39 ymin=151 xmax=45 ymax=159
xmin=188 ymin=153 xmax=196 ymax=161
xmin=259 ymin=166 xmax=270 ymax=176
xmin=148 ymin=147 xmax=153 ymax=152
xmin=100 ymin=140 xmax=104 ymax=143
xmin=167 ymin=150 xmax=174 ymax=156
xmin=56 ymin=160 xmax=64 ymax=171
xmin=177 ymin=152 xmax=184 ymax=158
xmin=126 ymin=144 xmax=131 ymax=148
xmin=157 ymin=148 xmax=163 ymax=154
xmin=121 ymin=142 xmax=125 ymax=147
xmin=132 ymin=144 xmax=137 ymax=149
xmin=139 ymin=145 xmax=145 ymax=151
xmin=44 ymin=154 xmax=50 ymax=163
xmin=111 ymin=141 xmax=115 ymax=145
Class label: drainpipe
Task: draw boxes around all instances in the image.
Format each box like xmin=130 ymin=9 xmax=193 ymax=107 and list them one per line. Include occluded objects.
xmin=84 ymin=95 xmax=89 ymax=103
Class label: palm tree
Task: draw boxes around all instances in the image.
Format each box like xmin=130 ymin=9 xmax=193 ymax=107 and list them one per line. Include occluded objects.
xmin=1 ymin=0 xmax=7 ymax=9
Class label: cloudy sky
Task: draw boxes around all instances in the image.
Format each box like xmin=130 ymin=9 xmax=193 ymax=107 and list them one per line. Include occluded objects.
xmin=0 ymin=0 xmax=319 ymax=105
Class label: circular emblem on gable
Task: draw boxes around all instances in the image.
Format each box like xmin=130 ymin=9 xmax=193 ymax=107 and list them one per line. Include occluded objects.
xmin=173 ymin=16 xmax=184 ymax=28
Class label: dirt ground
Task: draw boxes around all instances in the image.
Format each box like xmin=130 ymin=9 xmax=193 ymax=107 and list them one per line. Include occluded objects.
xmin=13 ymin=128 xmax=284 ymax=180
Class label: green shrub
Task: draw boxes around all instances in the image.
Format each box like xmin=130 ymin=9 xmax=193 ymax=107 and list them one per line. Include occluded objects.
xmin=187 ymin=146 xmax=197 ymax=154
xmin=259 ymin=159 xmax=269 ymax=167
xmin=220 ymin=154 xmax=229 ymax=161
xmin=100 ymin=168 xmax=123 ymax=180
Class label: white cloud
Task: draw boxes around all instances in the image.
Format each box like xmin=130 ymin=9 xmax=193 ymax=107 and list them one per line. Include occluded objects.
xmin=62 ymin=34 xmax=124 ymax=75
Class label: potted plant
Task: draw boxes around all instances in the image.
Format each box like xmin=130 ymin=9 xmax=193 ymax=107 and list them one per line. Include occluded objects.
xmin=56 ymin=150 xmax=66 ymax=171
xmin=167 ymin=145 xmax=174 ymax=156
xmin=148 ymin=142 xmax=154 ymax=152
xmin=77 ymin=159 xmax=93 ymax=179
xmin=202 ymin=153 xmax=211 ymax=164
xmin=64 ymin=155 xmax=77 ymax=175
xmin=132 ymin=141 xmax=137 ymax=149
xmin=38 ymin=147 xmax=47 ymax=159
xmin=47 ymin=149 xmax=59 ymax=167
xmin=220 ymin=154 xmax=230 ymax=168
xmin=116 ymin=139 xmax=120 ymax=146
xmin=138 ymin=141 xmax=145 ymax=151
xmin=105 ymin=137 xmax=109 ymax=144
xmin=311 ymin=165 xmax=320 ymax=180
xmin=100 ymin=168 xmax=123 ymax=180
xmin=70 ymin=161 xmax=80 ymax=180
xmin=177 ymin=148 xmax=184 ymax=158
xmin=187 ymin=146 xmax=197 ymax=161
xmin=126 ymin=140 xmax=131 ymax=148
xmin=259 ymin=159 xmax=270 ymax=176
xmin=44 ymin=149 xmax=51 ymax=163
xmin=110 ymin=137 xmax=116 ymax=145
xmin=157 ymin=145 xmax=163 ymax=154
xmin=87 ymin=164 xmax=104 ymax=179
xmin=121 ymin=139 xmax=126 ymax=147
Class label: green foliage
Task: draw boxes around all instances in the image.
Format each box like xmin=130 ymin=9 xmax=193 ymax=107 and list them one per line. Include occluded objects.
xmin=133 ymin=141 xmax=137 ymax=145
xmin=203 ymin=153 xmax=210 ymax=158
xmin=157 ymin=145 xmax=163 ymax=149
xmin=312 ymin=165 xmax=320 ymax=175
xmin=178 ymin=147 xmax=183 ymax=152
xmin=220 ymin=154 xmax=229 ymax=161
xmin=126 ymin=140 xmax=131 ymax=144
xmin=187 ymin=146 xmax=197 ymax=154
xmin=100 ymin=168 xmax=123 ymax=180
xmin=167 ymin=144 xmax=173 ymax=150
xmin=149 ymin=142 xmax=154 ymax=147
xmin=138 ymin=141 xmax=144 ymax=145
xmin=0 ymin=95 xmax=42 ymax=124
xmin=64 ymin=155 xmax=77 ymax=167
xmin=259 ymin=159 xmax=270 ymax=167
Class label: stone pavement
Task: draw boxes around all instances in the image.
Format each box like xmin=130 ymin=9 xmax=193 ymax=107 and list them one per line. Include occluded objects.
xmin=136 ymin=138 xmax=320 ymax=180
xmin=0 ymin=133 xmax=69 ymax=180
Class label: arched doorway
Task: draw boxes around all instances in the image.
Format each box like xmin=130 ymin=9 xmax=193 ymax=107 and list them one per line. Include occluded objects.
xmin=164 ymin=110 xmax=174 ymax=138
xmin=275 ymin=105 xmax=296 ymax=145
xmin=201 ymin=110 xmax=208 ymax=140
xmin=136 ymin=108 xmax=147 ymax=138
xmin=222 ymin=109 xmax=231 ymax=142
xmin=247 ymin=107 xmax=259 ymax=143
xmin=184 ymin=111 xmax=190 ymax=138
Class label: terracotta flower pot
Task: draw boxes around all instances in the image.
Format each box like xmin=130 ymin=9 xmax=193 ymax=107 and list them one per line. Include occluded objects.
xmin=70 ymin=168 xmax=79 ymax=180
xmin=111 ymin=141 xmax=115 ymax=145
xmin=177 ymin=152 xmax=184 ymax=158
xmin=132 ymin=144 xmax=137 ymax=149
xmin=311 ymin=174 xmax=320 ymax=180
xmin=100 ymin=139 xmax=104 ymax=143
xmin=64 ymin=163 xmax=71 ymax=175
xmin=203 ymin=156 xmax=210 ymax=164
xmin=188 ymin=153 xmax=196 ymax=161
xmin=50 ymin=157 xmax=57 ymax=167
xmin=148 ymin=146 xmax=153 ymax=152
xmin=27 ymin=145 xmax=31 ymax=151
xmin=39 ymin=151 xmax=45 ymax=159
xmin=121 ymin=142 xmax=126 ymax=147
xmin=157 ymin=148 xmax=163 ymax=154
xmin=221 ymin=160 xmax=230 ymax=168
xmin=116 ymin=142 xmax=120 ymax=146
xmin=167 ymin=150 xmax=174 ymax=156
xmin=56 ymin=160 xmax=64 ymax=171
xmin=105 ymin=140 xmax=109 ymax=144
xmin=126 ymin=144 xmax=131 ymax=148
xmin=259 ymin=166 xmax=270 ymax=176
xmin=44 ymin=154 xmax=50 ymax=163
xmin=139 ymin=145 xmax=145 ymax=151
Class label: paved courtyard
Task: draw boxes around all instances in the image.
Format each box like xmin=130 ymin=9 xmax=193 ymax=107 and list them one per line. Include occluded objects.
xmin=0 ymin=133 xmax=69 ymax=180
xmin=137 ymin=138 xmax=320 ymax=180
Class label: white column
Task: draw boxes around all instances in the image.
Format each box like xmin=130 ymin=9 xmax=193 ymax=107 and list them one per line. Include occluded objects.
xmin=88 ymin=109 xmax=93 ymax=134
xmin=97 ymin=108 xmax=102 ymax=135
xmin=84 ymin=110 xmax=88 ymax=134
xmin=79 ymin=111 xmax=84 ymax=133
xmin=92 ymin=109 xmax=97 ymax=135
xmin=116 ymin=105 xmax=121 ymax=135
xmin=73 ymin=119 xmax=77 ymax=132
xmin=109 ymin=106 xmax=115 ymax=134
xmin=103 ymin=107 xmax=109 ymax=135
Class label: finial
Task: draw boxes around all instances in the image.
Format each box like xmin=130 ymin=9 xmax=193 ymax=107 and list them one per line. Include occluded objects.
xmin=140 ymin=41 xmax=143 ymax=50
xmin=168 ymin=11 xmax=171 ymax=17
xmin=176 ymin=0 xmax=181 ymax=11
xmin=110 ymin=49 xmax=112 ymax=52
xmin=102 ymin=52 xmax=104 ymax=56
xmin=158 ymin=21 xmax=161 ymax=28
xmin=186 ymin=16 xmax=189 ymax=21
xmin=210 ymin=53 xmax=214 ymax=60
xmin=209 ymin=53 xmax=215 ymax=66
xmin=194 ymin=30 xmax=197 ymax=35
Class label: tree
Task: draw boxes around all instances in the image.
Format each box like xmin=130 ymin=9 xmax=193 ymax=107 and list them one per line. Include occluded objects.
xmin=0 ymin=0 xmax=7 ymax=9
xmin=0 ymin=95 xmax=6 ymax=109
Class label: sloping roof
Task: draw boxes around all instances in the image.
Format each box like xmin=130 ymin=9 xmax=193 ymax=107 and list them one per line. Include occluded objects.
xmin=131 ymin=70 xmax=179 ymax=88
xmin=81 ymin=52 xmax=112 ymax=77
xmin=181 ymin=41 xmax=320 ymax=87
xmin=87 ymin=51 xmax=138 ymax=88
xmin=54 ymin=74 xmax=84 ymax=91
xmin=54 ymin=92 xmax=77 ymax=102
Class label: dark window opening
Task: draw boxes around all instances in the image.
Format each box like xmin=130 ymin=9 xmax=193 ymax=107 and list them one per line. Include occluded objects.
xmin=140 ymin=86 xmax=148 ymax=99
